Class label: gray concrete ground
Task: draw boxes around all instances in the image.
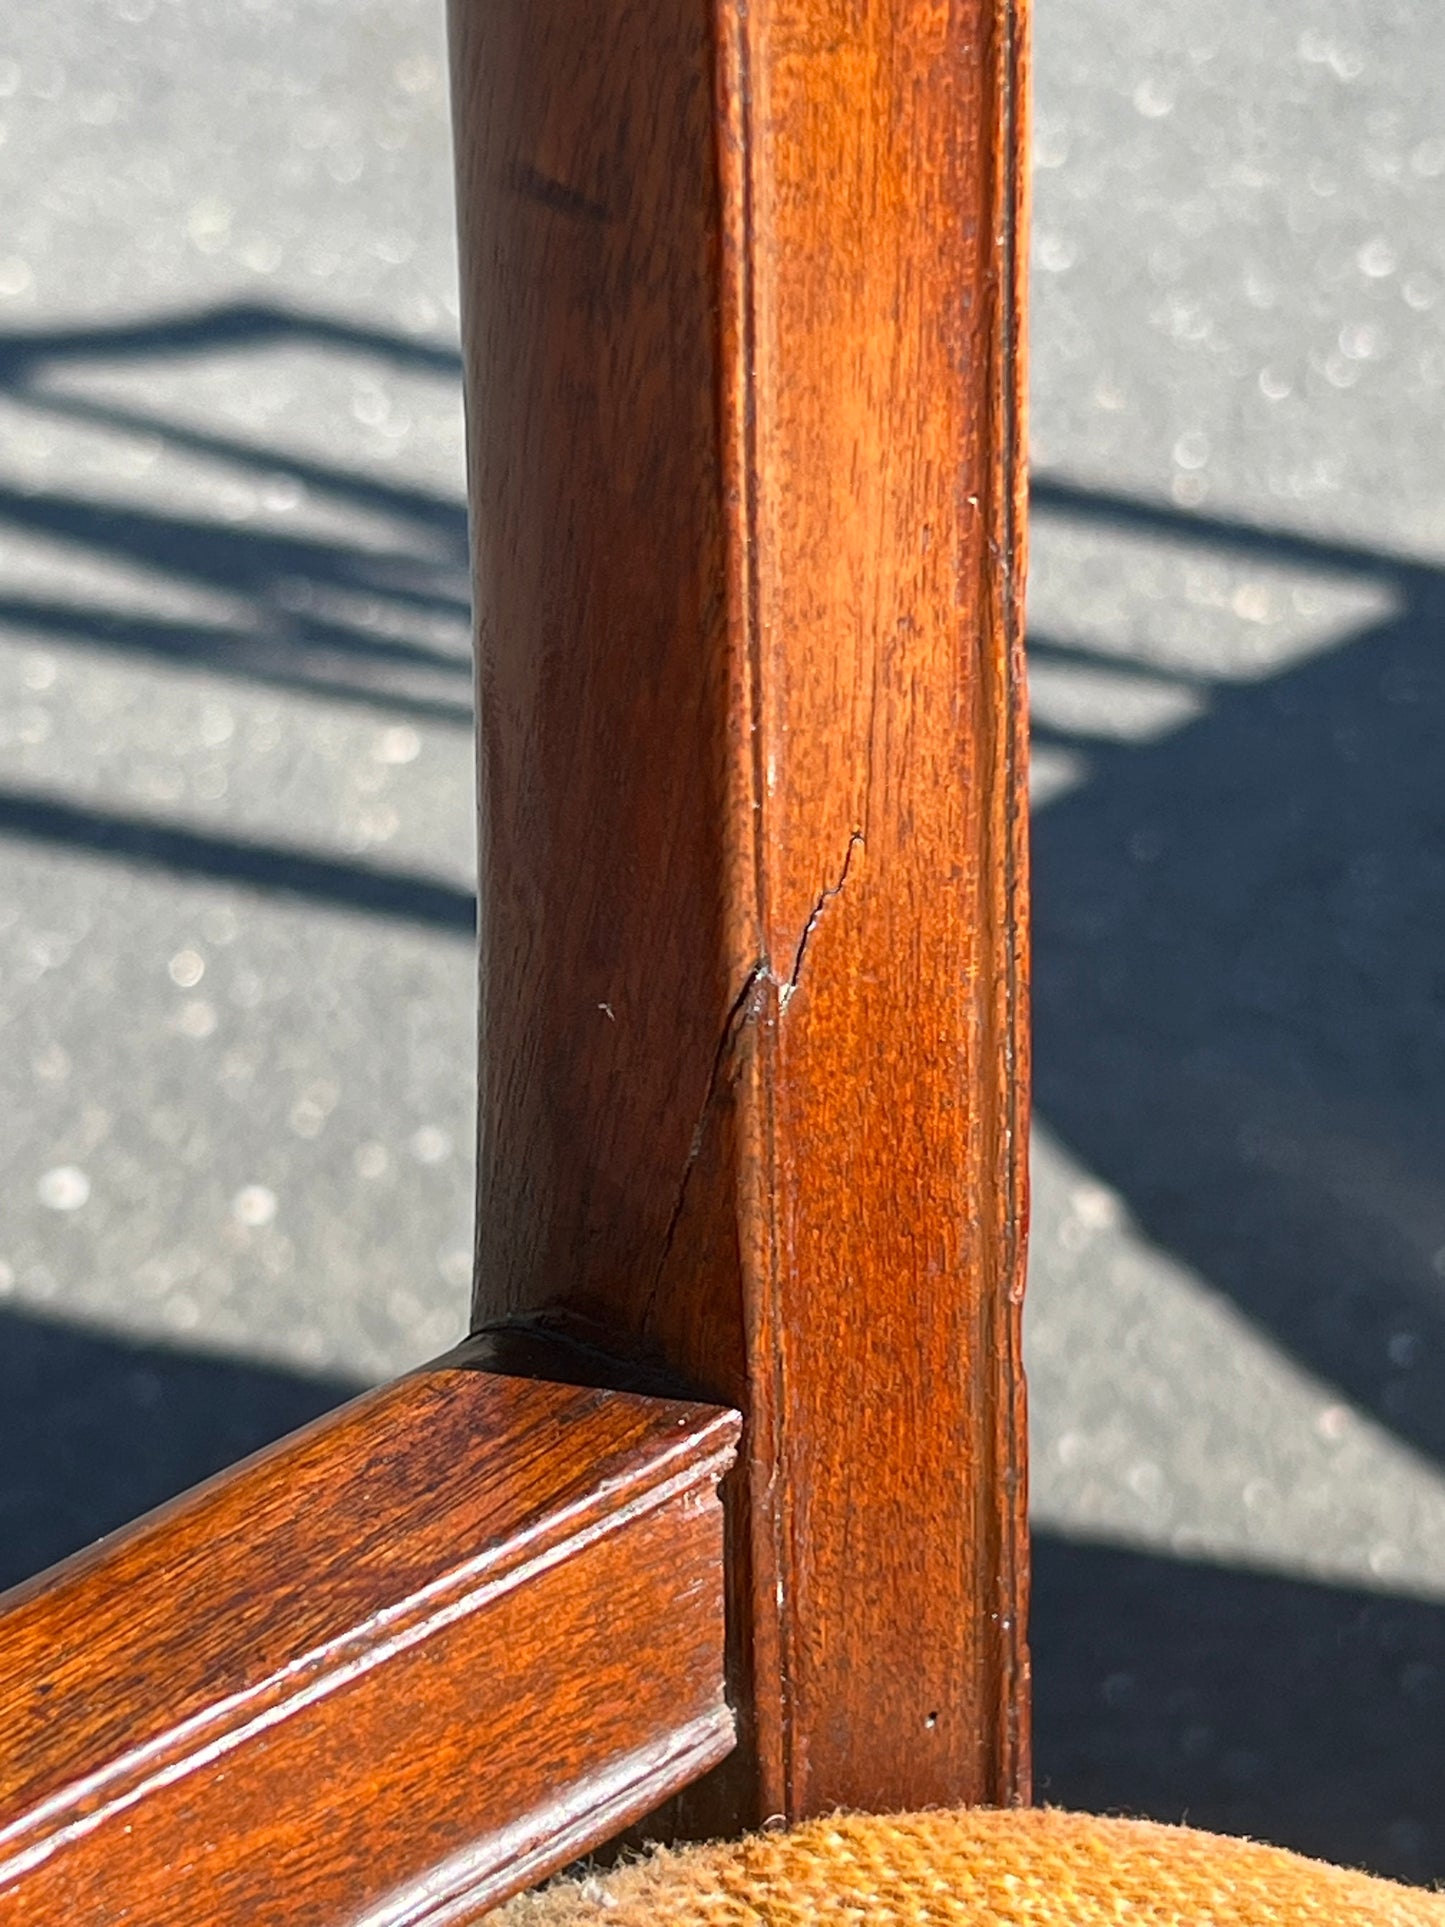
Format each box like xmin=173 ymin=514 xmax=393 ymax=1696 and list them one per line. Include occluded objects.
xmin=2 ymin=0 xmax=1444 ymax=1885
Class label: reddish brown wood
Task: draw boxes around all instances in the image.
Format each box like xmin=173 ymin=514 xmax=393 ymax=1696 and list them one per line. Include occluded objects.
xmin=453 ymin=0 xmax=1031 ymax=1830
xmin=0 ymin=1363 xmax=739 ymax=1925
xmin=0 ymin=0 xmax=1031 ymax=1907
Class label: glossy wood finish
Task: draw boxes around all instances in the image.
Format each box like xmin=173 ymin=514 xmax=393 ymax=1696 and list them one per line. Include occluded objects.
xmin=0 ymin=1365 xmax=739 ymax=1926
xmin=453 ymin=0 xmax=1031 ymax=1829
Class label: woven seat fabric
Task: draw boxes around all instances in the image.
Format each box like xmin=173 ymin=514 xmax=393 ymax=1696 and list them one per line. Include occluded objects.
xmin=494 ymin=1808 xmax=1445 ymax=1925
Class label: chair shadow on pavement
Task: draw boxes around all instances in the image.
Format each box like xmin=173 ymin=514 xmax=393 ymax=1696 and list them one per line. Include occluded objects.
xmin=0 ymin=302 xmax=479 ymax=914
xmin=1029 ymin=477 xmax=1445 ymax=1883
xmin=1033 ymin=477 xmax=1445 ymax=1474
xmin=0 ymin=300 xmax=474 ymax=729
xmin=0 ymin=1305 xmax=357 ymax=1596
xmin=2 ymin=304 xmax=1444 ymax=1881
xmin=0 ymin=306 xmax=470 ymax=1581
xmin=1032 ymin=1530 xmax=1445 ymax=1885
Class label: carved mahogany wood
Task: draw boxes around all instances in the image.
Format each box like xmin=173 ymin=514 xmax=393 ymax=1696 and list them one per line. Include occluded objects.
xmin=452 ymin=0 xmax=1032 ymax=1829
xmin=0 ymin=0 xmax=1031 ymax=1908
xmin=0 ymin=1366 xmax=739 ymax=1925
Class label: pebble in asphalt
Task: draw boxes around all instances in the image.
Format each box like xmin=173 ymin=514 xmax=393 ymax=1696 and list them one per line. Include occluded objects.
xmin=1 ymin=0 xmax=1444 ymax=1885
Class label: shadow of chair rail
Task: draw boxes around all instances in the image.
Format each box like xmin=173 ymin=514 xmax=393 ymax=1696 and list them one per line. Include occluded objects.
xmin=0 ymin=1305 xmax=358 ymax=1596
xmin=1030 ymin=476 xmax=1445 ymax=1881
xmin=0 ymin=305 xmax=475 ymax=1595
xmin=1033 ymin=1529 xmax=1445 ymax=1885
xmin=0 ymin=784 xmax=476 ymax=935
xmin=0 ymin=299 xmax=474 ymax=728
xmin=1032 ymin=476 xmax=1445 ymax=1478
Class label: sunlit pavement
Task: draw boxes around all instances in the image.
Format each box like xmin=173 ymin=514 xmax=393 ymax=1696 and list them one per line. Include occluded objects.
xmin=2 ymin=0 xmax=1444 ymax=1882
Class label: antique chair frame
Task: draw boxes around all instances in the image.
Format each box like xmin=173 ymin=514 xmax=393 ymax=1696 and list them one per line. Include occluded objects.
xmin=0 ymin=0 xmax=1031 ymax=1916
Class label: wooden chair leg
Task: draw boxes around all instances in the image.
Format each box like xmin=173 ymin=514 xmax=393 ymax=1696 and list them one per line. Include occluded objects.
xmin=451 ymin=0 xmax=1032 ymax=1830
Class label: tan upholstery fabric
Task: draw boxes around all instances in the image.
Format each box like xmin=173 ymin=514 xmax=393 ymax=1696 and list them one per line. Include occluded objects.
xmin=495 ymin=1808 xmax=1445 ymax=1925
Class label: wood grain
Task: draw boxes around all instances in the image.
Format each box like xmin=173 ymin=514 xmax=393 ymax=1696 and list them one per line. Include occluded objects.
xmin=0 ymin=1365 xmax=739 ymax=1925
xmin=453 ymin=0 xmax=1031 ymax=1829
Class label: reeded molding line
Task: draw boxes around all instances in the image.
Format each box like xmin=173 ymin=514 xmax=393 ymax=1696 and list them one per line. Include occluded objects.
xmin=0 ymin=1396 xmax=739 ymax=1895
xmin=358 ymin=1712 xmax=737 ymax=1927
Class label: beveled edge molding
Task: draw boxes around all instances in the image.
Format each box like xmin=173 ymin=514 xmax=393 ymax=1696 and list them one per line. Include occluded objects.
xmin=0 ymin=1361 xmax=740 ymax=1922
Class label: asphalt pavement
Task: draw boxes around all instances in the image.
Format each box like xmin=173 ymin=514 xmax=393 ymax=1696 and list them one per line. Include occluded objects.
xmin=2 ymin=0 xmax=1443 ymax=1883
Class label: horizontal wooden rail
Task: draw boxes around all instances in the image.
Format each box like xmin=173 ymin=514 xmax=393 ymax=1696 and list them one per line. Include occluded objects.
xmin=0 ymin=1356 xmax=740 ymax=1926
